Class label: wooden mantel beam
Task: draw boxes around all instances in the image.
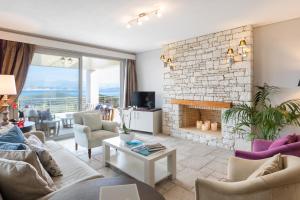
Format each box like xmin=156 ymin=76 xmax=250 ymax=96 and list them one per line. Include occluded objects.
xmin=170 ymin=99 xmax=232 ymax=109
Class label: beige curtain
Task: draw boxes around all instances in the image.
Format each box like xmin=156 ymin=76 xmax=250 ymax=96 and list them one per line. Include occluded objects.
xmin=124 ymin=59 xmax=137 ymax=107
xmin=0 ymin=40 xmax=35 ymax=111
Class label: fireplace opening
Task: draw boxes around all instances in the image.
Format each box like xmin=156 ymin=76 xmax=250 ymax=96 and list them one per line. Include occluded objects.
xmin=180 ymin=105 xmax=222 ymax=137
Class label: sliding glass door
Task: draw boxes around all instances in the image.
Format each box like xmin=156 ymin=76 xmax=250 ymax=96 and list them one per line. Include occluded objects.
xmin=82 ymin=56 xmax=121 ymax=110
xmin=19 ymin=51 xmax=122 ymax=139
xmin=19 ymin=53 xmax=80 ymax=139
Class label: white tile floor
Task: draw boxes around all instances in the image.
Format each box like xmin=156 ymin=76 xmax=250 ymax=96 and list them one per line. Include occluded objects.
xmin=57 ymin=133 xmax=233 ymax=200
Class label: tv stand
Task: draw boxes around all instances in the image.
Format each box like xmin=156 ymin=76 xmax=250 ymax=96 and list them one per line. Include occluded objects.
xmin=122 ymin=108 xmax=162 ymax=135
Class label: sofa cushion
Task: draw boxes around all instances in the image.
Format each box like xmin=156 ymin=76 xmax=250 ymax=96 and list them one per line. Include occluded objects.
xmin=247 ymin=154 xmax=283 ymax=179
xmin=0 ymin=158 xmax=54 ymax=200
xmin=268 ymin=138 xmax=289 ymax=149
xmin=73 ymin=112 xmax=84 ymax=125
xmin=26 ymin=135 xmax=62 ymax=177
xmin=83 ymin=112 xmax=103 ymax=131
xmin=0 ymin=126 xmax=25 ymax=143
xmin=0 ymin=142 xmax=27 ymax=150
xmin=286 ymin=134 xmax=298 ymax=144
xmin=0 ymin=150 xmax=56 ymax=190
xmin=88 ymin=130 xmax=118 ymax=148
xmin=46 ymin=141 xmax=101 ymax=189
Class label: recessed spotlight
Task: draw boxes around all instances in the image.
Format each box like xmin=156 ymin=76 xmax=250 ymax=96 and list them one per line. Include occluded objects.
xmin=144 ymin=15 xmax=150 ymax=21
xmin=137 ymin=18 xmax=143 ymax=26
xmin=126 ymin=23 xmax=131 ymax=29
xmin=156 ymin=10 xmax=162 ymax=18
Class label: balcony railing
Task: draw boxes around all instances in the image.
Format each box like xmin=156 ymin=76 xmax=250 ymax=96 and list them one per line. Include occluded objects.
xmin=19 ymin=95 xmax=119 ymax=113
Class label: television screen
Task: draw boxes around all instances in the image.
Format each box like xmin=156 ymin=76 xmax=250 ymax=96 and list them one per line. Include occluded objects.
xmin=131 ymin=91 xmax=155 ymax=109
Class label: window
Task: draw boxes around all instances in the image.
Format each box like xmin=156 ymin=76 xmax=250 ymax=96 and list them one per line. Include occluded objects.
xmin=18 ymin=51 xmax=122 ymax=139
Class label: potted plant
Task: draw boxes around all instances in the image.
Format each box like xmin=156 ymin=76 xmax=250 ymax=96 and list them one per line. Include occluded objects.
xmin=224 ymin=84 xmax=300 ymax=141
xmin=119 ymin=107 xmax=135 ymax=142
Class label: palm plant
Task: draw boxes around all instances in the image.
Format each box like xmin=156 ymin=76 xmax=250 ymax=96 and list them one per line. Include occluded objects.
xmin=223 ymin=84 xmax=300 ymax=140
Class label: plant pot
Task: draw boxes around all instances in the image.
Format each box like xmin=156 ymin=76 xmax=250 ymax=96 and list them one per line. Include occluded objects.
xmin=119 ymin=132 xmax=135 ymax=142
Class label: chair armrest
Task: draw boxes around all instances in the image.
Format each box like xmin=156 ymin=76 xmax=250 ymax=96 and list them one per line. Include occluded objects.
xmin=102 ymin=120 xmax=119 ymax=133
xmin=195 ymin=177 xmax=268 ymax=199
xmin=235 ymin=149 xmax=273 ymax=160
xmin=24 ymin=131 xmax=46 ymax=143
xmin=73 ymin=124 xmax=91 ymax=138
xmin=253 ymin=139 xmax=272 ymax=152
xmin=236 ymin=142 xmax=300 ymax=160
xmin=227 ymin=156 xmax=266 ymax=181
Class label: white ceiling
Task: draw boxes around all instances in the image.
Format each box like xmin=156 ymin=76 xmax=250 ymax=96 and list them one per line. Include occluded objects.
xmin=0 ymin=0 xmax=300 ymax=53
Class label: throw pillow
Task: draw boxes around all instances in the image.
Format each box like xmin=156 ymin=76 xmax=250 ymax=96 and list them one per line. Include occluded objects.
xmin=268 ymin=138 xmax=288 ymax=149
xmin=0 ymin=126 xmax=25 ymax=143
xmin=26 ymin=135 xmax=62 ymax=177
xmin=0 ymin=150 xmax=56 ymax=191
xmin=0 ymin=158 xmax=54 ymax=200
xmin=247 ymin=153 xmax=283 ymax=179
xmin=287 ymin=134 xmax=298 ymax=144
xmin=82 ymin=112 xmax=102 ymax=131
xmin=0 ymin=142 xmax=27 ymax=150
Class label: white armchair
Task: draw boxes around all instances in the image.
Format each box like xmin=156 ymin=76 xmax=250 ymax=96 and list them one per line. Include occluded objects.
xmin=73 ymin=111 xmax=119 ymax=158
xmin=195 ymin=155 xmax=300 ymax=200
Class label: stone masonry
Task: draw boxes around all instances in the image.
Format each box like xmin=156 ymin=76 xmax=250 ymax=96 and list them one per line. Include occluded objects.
xmin=162 ymin=25 xmax=253 ymax=149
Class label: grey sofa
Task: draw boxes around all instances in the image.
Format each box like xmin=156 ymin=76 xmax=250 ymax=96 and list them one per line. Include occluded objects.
xmin=22 ymin=131 xmax=102 ymax=199
xmin=73 ymin=111 xmax=119 ymax=158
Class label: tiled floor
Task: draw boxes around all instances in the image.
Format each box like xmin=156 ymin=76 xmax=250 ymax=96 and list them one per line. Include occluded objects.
xmin=57 ymin=133 xmax=233 ymax=200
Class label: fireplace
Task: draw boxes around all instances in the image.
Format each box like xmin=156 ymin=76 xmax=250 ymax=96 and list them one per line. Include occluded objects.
xmin=170 ymin=99 xmax=235 ymax=149
xmin=180 ymin=105 xmax=222 ymax=137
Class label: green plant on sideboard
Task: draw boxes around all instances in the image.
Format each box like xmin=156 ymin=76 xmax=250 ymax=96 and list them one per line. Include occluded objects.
xmin=223 ymin=84 xmax=300 ymax=141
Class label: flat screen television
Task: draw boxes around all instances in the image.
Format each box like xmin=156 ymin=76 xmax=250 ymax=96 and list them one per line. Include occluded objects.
xmin=131 ymin=91 xmax=155 ymax=109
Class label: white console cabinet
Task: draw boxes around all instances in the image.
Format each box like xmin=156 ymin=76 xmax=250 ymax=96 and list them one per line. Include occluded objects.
xmin=122 ymin=109 xmax=162 ymax=135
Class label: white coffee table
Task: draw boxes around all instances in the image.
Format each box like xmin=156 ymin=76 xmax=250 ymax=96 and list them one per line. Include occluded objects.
xmin=103 ymin=137 xmax=176 ymax=187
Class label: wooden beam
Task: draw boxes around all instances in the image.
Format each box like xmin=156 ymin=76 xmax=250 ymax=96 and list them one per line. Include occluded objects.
xmin=170 ymin=99 xmax=232 ymax=109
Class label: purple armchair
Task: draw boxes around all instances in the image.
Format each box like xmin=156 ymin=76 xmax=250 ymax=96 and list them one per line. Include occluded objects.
xmin=235 ymin=137 xmax=300 ymax=160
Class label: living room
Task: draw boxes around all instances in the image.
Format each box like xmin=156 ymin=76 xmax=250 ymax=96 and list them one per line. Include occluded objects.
xmin=1 ymin=1 xmax=300 ymax=200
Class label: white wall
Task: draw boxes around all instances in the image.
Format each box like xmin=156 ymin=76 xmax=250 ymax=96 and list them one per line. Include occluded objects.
xmin=254 ymin=18 xmax=300 ymax=105
xmin=136 ymin=49 xmax=164 ymax=108
xmin=254 ymin=18 xmax=300 ymax=135
xmin=0 ymin=29 xmax=135 ymax=60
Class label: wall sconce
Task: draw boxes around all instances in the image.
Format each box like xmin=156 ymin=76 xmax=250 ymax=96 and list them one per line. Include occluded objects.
xmin=226 ymin=48 xmax=234 ymax=66
xmin=226 ymin=39 xmax=249 ymax=65
xmin=160 ymin=54 xmax=174 ymax=70
xmin=239 ymin=39 xmax=248 ymax=58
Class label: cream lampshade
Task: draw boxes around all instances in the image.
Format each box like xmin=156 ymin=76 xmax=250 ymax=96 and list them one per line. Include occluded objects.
xmin=0 ymin=75 xmax=17 ymax=106
xmin=0 ymin=75 xmax=17 ymax=94
xmin=0 ymin=75 xmax=17 ymax=126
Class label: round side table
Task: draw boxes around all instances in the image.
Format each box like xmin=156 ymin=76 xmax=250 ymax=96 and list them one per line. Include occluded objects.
xmin=47 ymin=177 xmax=165 ymax=200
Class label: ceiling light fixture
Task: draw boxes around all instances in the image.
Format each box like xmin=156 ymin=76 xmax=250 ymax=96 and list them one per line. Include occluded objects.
xmin=126 ymin=8 xmax=162 ymax=28
xmin=137 ymin=18 xmax=143 ymax=26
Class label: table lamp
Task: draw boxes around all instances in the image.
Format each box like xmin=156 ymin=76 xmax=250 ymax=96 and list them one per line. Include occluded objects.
xmin=0 ymin=75 xmax=17 ymax=126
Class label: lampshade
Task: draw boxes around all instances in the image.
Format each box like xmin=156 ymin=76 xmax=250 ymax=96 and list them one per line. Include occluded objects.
xmin=0 ymin=75 xmax=17 ymax=95
xmin=239 ymin=39 xmax=247 ymax=47
xmin=227 ymin=48 xmax=234 ymax=56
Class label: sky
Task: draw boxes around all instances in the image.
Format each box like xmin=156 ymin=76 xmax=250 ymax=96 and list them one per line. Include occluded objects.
xmin=24 ymin=65 xmax=120 ymax=90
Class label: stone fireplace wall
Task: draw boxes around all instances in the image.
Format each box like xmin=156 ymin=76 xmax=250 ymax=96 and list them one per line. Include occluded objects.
xmin=162 ymin=25 xmax=253 ymax=149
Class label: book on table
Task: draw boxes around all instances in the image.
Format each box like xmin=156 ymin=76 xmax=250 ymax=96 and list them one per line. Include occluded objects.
xmin=131 ymin=143 xmax=166 ymax=156
xmin=99 ymin=184 xmax=140 ymax=200
xmin=126 ymin=140 xmax=143 ymax=148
